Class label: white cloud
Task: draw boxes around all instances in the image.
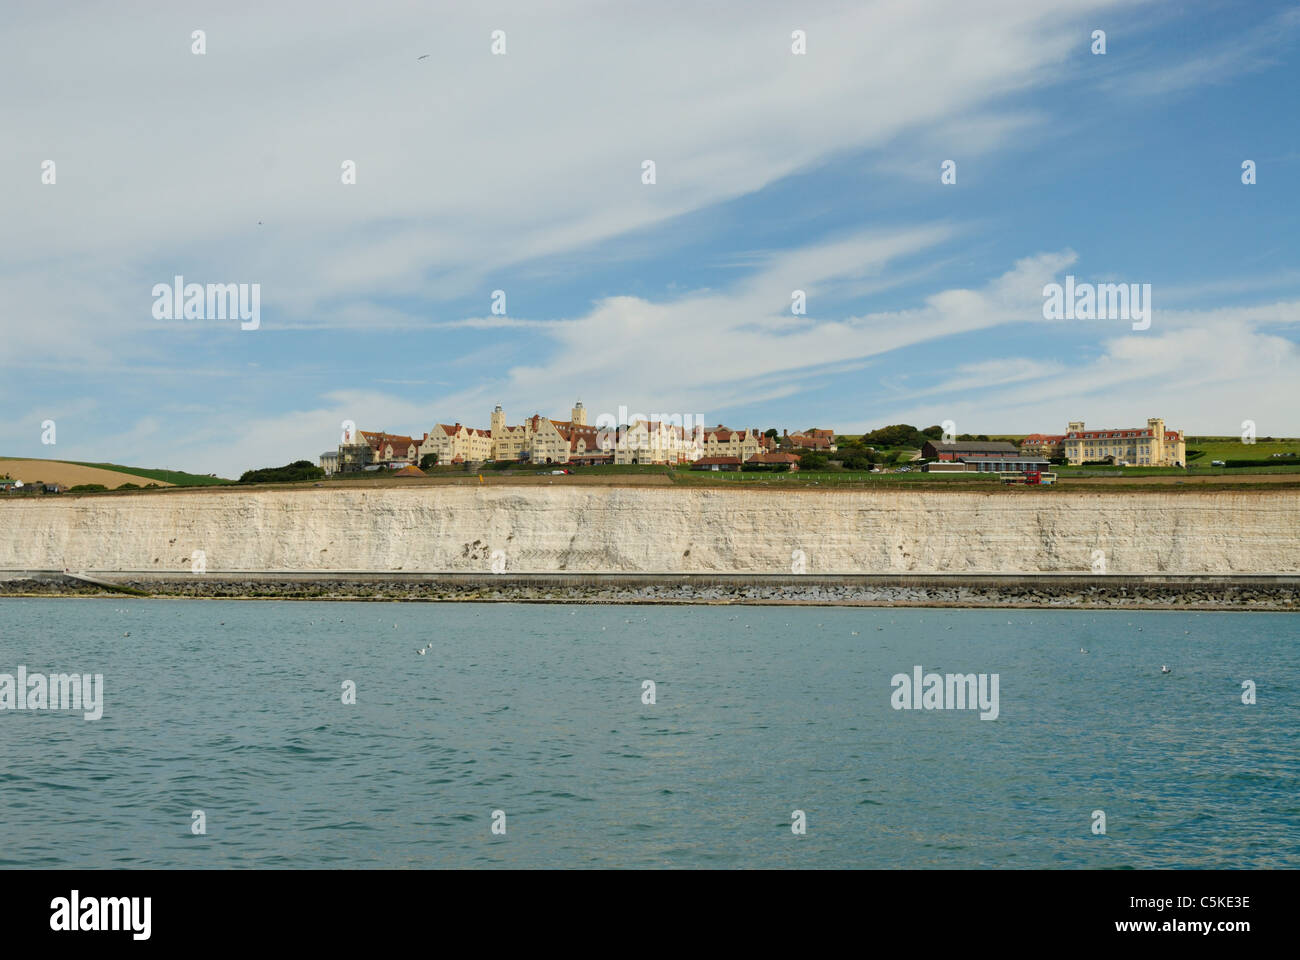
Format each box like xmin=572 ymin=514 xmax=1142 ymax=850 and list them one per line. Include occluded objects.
xmin=0 ymin=0 xmax=1132 ymax=357
xmin=858 ymin=308 xmax=1300 ymax=438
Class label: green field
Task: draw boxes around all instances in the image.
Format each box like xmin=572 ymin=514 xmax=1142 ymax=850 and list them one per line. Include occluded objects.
xmin=62 ymin=461 xmax=232 ymax=485
xmin=1184 ymin=437 xmax=1300 ymax=464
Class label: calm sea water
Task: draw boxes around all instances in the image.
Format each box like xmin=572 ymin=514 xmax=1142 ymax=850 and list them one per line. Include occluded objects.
xmin=0 ymin=598 xmax=1296 ymax=869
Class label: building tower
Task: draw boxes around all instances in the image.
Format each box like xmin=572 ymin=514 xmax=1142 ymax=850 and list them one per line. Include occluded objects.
xmin=571 ymin=401 xmax=586 ymax=426
xmin=491 ymin=404 xmax=506 ymax=438
xmin=1147 ymin=417 xmax=1165 ymax=462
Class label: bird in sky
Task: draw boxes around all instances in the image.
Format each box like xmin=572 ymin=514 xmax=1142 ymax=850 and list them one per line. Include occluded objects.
xmin=417 ymin=54 xmax=430 ymax=60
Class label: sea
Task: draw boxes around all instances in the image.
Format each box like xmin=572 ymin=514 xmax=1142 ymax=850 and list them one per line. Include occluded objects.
xmin=1 ymin=598 xmax=1296 ymax=868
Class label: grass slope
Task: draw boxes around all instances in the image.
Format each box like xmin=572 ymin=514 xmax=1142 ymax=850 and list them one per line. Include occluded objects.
xmin=62 ymin=461 xmax=232 ymax=485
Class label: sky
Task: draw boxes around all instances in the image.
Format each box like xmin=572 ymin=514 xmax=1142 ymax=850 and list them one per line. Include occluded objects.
xmin=2 ymin=0 xmax=1297 ymax=477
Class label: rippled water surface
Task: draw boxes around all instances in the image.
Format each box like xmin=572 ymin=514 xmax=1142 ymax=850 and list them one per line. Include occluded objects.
xmin=1 ymin=599 xmax=1296 ymax=868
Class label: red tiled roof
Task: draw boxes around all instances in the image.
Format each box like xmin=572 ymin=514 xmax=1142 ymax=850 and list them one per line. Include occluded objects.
xmin=787 ymin=433 xmax=833 ymax=449
xmin=705 ymin=426 xmax=757 ymax=442
xmin=748 ymin=452 xmax=801 ymax=464
xmin=434 ymin=423 xmax=491 ymax=437
xmin=1022 ymin=434 xmax=1065 ymax=444
xmin=695 ymin=456 xmax=742 ymax=465
xmin=1066 ymin=428 xmax=1180 ymax=440
xmin=554 ymin=422 xmax=602 ymax=450
xmin=360 ymin=431 xmax=417 ymax=452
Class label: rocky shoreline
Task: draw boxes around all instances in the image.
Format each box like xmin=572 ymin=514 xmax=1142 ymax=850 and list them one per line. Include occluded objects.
xmin=2 ymin=572 xmax=1296 ymax=610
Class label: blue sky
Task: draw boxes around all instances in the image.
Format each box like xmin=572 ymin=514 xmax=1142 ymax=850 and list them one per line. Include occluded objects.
xmin=2 ymin=0 xmax=1297 ymax=477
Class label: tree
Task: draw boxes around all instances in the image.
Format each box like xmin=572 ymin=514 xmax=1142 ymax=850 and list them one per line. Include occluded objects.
xmin=800 ymin=452 xmax=829 ymax=470
xmin=419 ymin=453 xmax=439 ymax=470
xmin=862 ymin=423 xmax=929 ymax=449
xmin=764 ymin=428 xmax=779 ymax=439
xmin=239 ymin=460 xmax=325 ymax=484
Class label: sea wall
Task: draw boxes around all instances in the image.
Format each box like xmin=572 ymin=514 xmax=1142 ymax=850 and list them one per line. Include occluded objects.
xmin=4 ymin=571 xmax=1295 ymax=609
xmin=0 ymin=485 xmax=1296 ymax=575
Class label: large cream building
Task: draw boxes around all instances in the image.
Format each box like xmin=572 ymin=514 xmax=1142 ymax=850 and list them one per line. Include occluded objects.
xmin=417 ymin=402 xmax=606 ymax=466
xmin=613 ymin=418 xmax=703 ymax=464
xmin=1063 ymin=417 xmax=1186 ymax=466
xmin=419 ymin=422 xmax=494 ymax=465
xmin=347 ymin=402 xmax=767 ymax=470
xmin=700 ymin=425 xmax=765 ymax=462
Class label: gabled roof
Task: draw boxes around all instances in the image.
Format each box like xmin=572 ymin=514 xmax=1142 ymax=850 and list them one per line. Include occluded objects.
xmin=786 ymin=432 xmax=833 ymax=448
xmin=360 ymin=431 xmax=417 ymax=451
xmin=704 ymin=426 xmax=758 ymax=442
xmin=1066 ymin=428 xmax=1180 ymax=440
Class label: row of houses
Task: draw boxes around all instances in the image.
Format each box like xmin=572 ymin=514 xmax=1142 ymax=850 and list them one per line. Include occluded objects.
xmin=1 ymin=479 xmax=65 ymax=494
xmin=319 ymin=407 xmax=1185 ymax=475
xmin=323 ymin=402 xmax=837 ymax=473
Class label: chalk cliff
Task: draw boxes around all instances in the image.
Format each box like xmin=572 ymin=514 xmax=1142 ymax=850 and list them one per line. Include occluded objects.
xmin=0 ymin=486 xmax=1296 ymax=574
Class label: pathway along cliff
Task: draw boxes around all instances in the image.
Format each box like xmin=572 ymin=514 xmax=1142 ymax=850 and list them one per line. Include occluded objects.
xmin=1 ymin=484 xmax=1297 ymax=607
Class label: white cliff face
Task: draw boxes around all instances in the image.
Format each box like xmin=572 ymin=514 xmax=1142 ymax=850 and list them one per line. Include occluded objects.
xmin=0 ymin=486 xmax=1296 ymax=574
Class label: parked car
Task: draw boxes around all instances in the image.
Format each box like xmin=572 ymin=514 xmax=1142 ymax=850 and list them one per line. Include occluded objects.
xmin=1211 ymin=460 xmax=1226 ymax=466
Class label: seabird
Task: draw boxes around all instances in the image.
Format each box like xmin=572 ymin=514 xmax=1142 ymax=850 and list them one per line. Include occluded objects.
xmin=1080 ymin=648 xmax=1087 ymax=654
xmin=417 ymin=54 xmax=430 ymax=60
xmin=1161 ymin=665 xmax=1171 ymax=674
xmin=417 ymin=648 xmax=427 ymax=655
